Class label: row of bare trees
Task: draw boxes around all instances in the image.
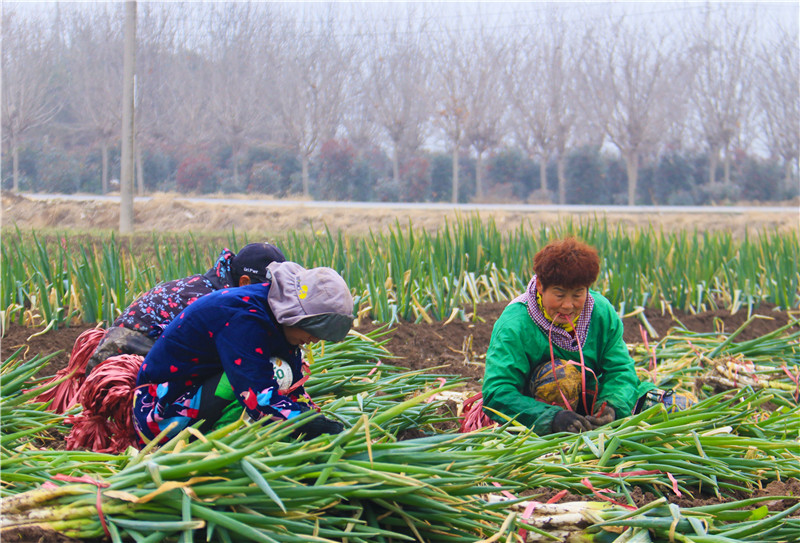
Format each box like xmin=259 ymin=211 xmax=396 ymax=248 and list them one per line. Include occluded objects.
xmin=2 ymin=2 xmax=797 ymax=203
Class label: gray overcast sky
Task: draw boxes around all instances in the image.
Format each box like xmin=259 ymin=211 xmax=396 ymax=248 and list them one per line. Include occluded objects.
xmin=281 ymin=1 xmax=797 ymax=40
xmin=16 ymin=1 xmax=799 ymax=40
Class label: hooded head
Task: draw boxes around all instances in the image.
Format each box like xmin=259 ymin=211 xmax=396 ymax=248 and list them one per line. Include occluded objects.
xmin=267 ymin=261 xmax=354 ymax=342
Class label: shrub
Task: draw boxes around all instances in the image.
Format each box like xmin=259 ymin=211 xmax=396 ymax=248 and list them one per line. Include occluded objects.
xmin=1 ymin=147 xmax=36 ymax=191
xmin=142 ymin=148 xmax=178 ymax=192
xmin=400 ymin=156 xmax=431 ymax=202
xmin=318 ymin=139 xmax=356 ymax=200
xmin=666 ymin=189 xmax=697 ymax=206
xmin=244 ymin=146 xmax=300 ymax=197
xmin=248 ymin=160 xmax=283 ymax=195
xmin=647 ymin=153 xmax=698 ymax=205
xmin=735 ymin=155 xmax=783 ymax=202
xmin=564 ymin=146 xmax=612 ymax=204
xmin=429 ymin=152 xmax=452 ymax=202
xmin=36 ymin=148 xmax=84 ymax=193
xmin=176 ymin=154 xmax=215 ymax=193
xmin=698 ymin=182 xmax=742 ymax=204
xmin=486 ymin=148 xmax=538 ymax=200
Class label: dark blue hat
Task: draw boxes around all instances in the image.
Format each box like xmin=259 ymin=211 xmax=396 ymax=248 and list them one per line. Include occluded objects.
xmin=231 ymin=242 xmax=286 ymax=283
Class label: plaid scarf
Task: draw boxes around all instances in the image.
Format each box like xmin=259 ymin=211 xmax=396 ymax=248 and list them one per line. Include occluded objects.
xmin=510 ymin=275 xmax=594 ymax=352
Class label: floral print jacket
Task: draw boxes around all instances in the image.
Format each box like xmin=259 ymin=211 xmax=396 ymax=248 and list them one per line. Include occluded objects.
xmin=112 ymin=249 xmax=237 ymax=338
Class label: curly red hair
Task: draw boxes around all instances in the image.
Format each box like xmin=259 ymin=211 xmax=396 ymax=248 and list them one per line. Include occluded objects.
xmin=533 ymin=237 xmax=600 ymax=289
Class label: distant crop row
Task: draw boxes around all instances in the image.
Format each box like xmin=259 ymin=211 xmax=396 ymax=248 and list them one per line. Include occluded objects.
xmin=2 ymin=217 xmax=798 ymax=332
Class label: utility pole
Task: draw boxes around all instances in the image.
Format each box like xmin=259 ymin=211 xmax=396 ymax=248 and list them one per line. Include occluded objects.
xmin=120 ymin=0 xmax=136 ymax=233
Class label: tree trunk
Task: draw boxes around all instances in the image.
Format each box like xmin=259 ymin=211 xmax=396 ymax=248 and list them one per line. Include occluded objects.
xmin=785 ymin=158 xmax=795 ymax=196
xmin=301 ymin=154 xmax=310 ymax=197
xmin=451 ymin=146 xmax=459 ymax=204
xmin=557 ymin=155 xmax=567 ymax=205
xmin=625 ymin=150 xmax=639 ymax=206
xmin=722 ymin=144 xmax=731 ymax=185
xmin=119 ymin=0 xmax=136 ymax=234
xmin=101 ymin=142 xmax=109 ymax=194
xmin=12 ymin=143 xmax=20 ymax=192
xmin=231 ymin=139 xmax=240 ymax=190
xmin=392 ymin=143 xmax=400 ymax=184
xmin=708 ymin=147 xmax=718 ymax=185
xmin=475 ymin=151 xmax=483 ymax=201
xmin=136 ymin=145 xmax=144 ymax=196
xmin=233 ymin=153 xmax=239 ymax=190
xmin=539 ymin=156 xmax=547 ymax=193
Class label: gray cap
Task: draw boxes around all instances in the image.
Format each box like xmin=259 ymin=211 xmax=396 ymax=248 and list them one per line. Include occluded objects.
xmin=267 ymin=261 xmax=354 ymax=342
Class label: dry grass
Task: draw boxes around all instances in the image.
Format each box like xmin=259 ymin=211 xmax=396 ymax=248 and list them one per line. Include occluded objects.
xmin=3 ymin=191 xmax=798 ymax=237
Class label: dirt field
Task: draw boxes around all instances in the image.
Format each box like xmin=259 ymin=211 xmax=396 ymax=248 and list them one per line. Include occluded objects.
xmin=3 ymin=191 xmax=799 ymax=237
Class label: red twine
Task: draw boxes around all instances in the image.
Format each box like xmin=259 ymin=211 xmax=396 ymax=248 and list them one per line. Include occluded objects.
xmin=549 ymin=314 xmax=600 ymax=416
xmin=667 ymin=472 xmax=682 ymax=497
xmin=30 ymin=328 xmax=105 ymax=413
xmin=781 ymin=365 xmax=800 ymax=402
xmin=52 ymin=474 xmax=111 ymax=539
xmin=518 ymin=500 xmax=538 ymax=539
xmin=424 ymin=378 xmax=448 ymax=403
xmin=459 ymin=393 xmax=495 ymax=433
xmin=640 ymin=324 xmax=658 ymax=384
xmin=581 ymin=478 xmax=637 ymax=510
xmin=65 ymin=354 xmax=143 ymax=453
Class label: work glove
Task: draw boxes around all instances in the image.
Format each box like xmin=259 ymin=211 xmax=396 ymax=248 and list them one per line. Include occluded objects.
xmin=292 ymin=415 xmax=344 ymax=440
xmin=551 ymin=410 xmax=593 ymax=434
xmin=586 ymin=404 xmax=616 ymax=429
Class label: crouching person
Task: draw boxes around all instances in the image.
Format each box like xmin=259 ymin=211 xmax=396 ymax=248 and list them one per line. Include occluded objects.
xmin=132 ymin=261 xmax=353 ymax=445
xmin=482 ymin=237 xmax=658 ymax=435
xmin=87 ymin=242 xmax=286 ymax=375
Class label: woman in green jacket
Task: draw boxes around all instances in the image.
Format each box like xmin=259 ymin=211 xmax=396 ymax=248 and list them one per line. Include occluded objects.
xmin=482 ymin=237 xmax=652 ymax=435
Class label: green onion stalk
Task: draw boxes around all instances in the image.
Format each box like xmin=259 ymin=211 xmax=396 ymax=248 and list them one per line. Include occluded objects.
xmin=3 ymin=388 xmax=799 ymax=542
xmin=631 ymin=316 xmax=800 ymax=404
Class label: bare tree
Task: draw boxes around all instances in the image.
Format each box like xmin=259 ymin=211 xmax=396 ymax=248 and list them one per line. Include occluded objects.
xmin=364 ymin=7 xmax=431 ymax=185
xmin=339 ymin=65 xmax=380 ymax=152
xmin=119 ymin=0 xmax=136 ymax=233
xmin=133 ymin=3 xmax=182 ymax=194
xmin=505 ymin=8 xmax=578 ymax=204
xmin=63 ymin=4 xmax=125 ymax=194
xmin=150 ymin=3 xmax=216 ymax=153
xmin=464 ymin=26 xmax=508 ymax=201
xmin=580 ymin=15 xmax=690 ymax=205
xmin=203 ymin=3 xmax=275 ymax=190
xmin=430 ymin=26 xmax=472 ymax=203
xmin=267 ymin=10 xmax=351 ymax=197
xmin=686 ymin=6 xmax=755 ymax=186
xmin=757 ymin=25 xmax=799 ymax=194
xmin=1 ymin=8 xmax=62 ymax=192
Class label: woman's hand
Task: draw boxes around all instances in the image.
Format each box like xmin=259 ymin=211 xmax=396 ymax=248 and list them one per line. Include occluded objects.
xmin=292 ymin=415 xmax=344 ymax=440
xmin=551 ymin=410 xmax=593 ymax=433
xmin=586 ymin=404 xmax=615 ymax=428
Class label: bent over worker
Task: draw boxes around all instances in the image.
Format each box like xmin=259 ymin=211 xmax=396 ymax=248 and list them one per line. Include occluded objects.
xmin=132 ymin=261 xmax=353 ymax=444
xmin=86 ymin=242 xmax=285 ymax=375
